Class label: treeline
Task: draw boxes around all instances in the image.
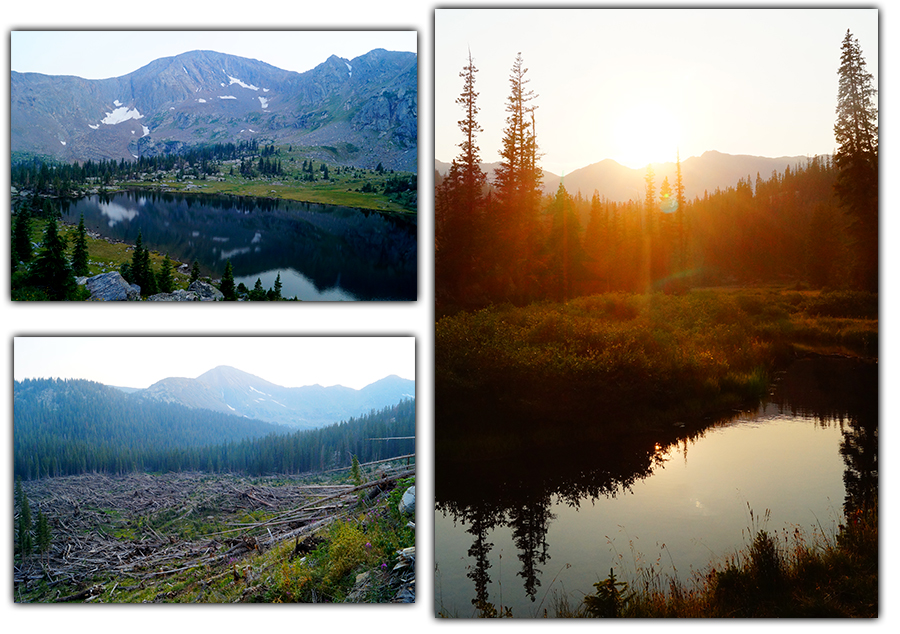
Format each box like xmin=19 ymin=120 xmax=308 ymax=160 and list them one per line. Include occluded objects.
xmin=189 ymin=398 xmax=416 ymax=476
xmin=437 ymin=36 xmax=876 ymax=308
xmin=11 ymin=140 xmax=267 ymax=196
xmin=13 ymin=377 xmax=415 ymax=479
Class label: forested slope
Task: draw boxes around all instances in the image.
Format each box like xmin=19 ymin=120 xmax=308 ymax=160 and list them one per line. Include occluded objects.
xmin=14 ymin=378 xmax=415 ymax=479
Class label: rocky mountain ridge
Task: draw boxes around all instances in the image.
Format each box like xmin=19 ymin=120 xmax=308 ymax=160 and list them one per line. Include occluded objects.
xmin=12 ymin=48 xmax=417 ymax=172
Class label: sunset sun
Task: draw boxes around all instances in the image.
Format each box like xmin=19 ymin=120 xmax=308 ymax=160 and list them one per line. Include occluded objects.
xmin=613 ymin=101 xmax=681 ymax=169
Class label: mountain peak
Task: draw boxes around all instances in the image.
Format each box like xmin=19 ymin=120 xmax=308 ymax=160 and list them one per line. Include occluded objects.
xmin=11 ymin=48 xmax=418 ymax=171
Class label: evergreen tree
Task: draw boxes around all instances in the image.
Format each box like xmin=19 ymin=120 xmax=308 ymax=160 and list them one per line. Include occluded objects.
xmin=272 ymin=273 xmax=283 ymax=300
xmin=350 ymin=454 xmax=363 ymax=486
xmin=190 ymin=260 xmax=201 ymax=284
xmin=35 ymin=510 xmax=51 ymax=565
xmin=674 ymin=150 xmax=688 ymax=279
xmin=436 ymin=49 xmax=488 ymax=304
xmin=27 ymin=217 xmax=77 ymax=300
xmin=131 ymin=231 xmax=149 ymax=293
xmin=834 ymin=29 xmax=878 ymax=291
xmin=250 ymin=277 xmax=267 ymax=301
xmin=491 ymin=52 xmax=543 ymax=302
xmin=544 ymin=183 xmax=585 ymax=301
xmin=71 ymin=214 xmax=90 ymax=276
xmin=220 ymin=260 xmax=236 ymax=300
xmin=157 ymin=254 xmax=175 ymax=293
xmin=13 ymin=205 xmax=33 ymax=265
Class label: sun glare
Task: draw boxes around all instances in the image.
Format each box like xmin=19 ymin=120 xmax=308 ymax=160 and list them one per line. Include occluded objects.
xmin=613 ymin=102 xmax=681 ymax=170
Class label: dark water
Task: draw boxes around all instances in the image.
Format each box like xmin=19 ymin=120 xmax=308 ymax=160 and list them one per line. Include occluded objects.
xmin=61 ymin=191 xmax=417 ymax=301
xmin=434 ymin=356 xmax=877 ymax=617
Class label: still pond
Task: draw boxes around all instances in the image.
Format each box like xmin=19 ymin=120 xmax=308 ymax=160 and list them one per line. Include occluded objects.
xmin=434 ymin=356 xmax=877 ymax=617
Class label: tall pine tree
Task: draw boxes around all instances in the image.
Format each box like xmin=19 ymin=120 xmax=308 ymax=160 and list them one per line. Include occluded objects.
xmin=491 ymin=52 xmax=543 ymax=303
xmin=834 ymin=29 xmax=878 ymax=292
xmin=436 ymin=49 xmax=488 ymax=305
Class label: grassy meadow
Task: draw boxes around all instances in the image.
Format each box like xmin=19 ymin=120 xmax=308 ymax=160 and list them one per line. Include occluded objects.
xmin=436 ymin=287 xmax=877 ymax=460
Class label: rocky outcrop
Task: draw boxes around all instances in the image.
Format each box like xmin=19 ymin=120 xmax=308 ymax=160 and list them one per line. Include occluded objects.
xmin=80 ymin=274 xmax=224 ymax=302
xmin=148 ymin=281 xmax=223 ymax=302
xmin=80 ymin=272 xmax=141 ymax=301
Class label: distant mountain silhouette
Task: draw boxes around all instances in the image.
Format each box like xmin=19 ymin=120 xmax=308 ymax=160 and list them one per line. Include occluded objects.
xmin=133 ymin=365 xmax=415 ymax=429
xmin=436 ymin=150 xmax=825 ymax=202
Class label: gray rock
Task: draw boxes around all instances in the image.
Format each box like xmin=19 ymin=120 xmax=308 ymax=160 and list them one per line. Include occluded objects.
xmin=188 ymin=280 xmax=224 ymax=301
xmin=82 ymin=272 xmax=141 ymax=301
xmin=399 ymin=485 xmax=415 ymax=516
xmin=147 ymin=289 xmax=199 ymax=301
xmin=145 ymin=280 xmax=223 ymax=302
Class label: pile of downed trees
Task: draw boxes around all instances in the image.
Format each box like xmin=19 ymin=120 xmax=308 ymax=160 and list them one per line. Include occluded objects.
xmin=15 ymin=466 xmax=414 ymax=602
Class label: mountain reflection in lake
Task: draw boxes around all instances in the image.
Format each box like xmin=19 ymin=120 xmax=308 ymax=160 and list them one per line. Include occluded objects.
xmin=434 ymin=356 xmax=877 ymax=617
xmin=62 ymin=191 xmax=416 ymax=301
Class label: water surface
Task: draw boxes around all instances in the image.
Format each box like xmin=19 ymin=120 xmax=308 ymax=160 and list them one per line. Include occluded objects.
xmin=434 ymin=357 xmax=877 ymax=617
xmin=62 ymin=190 xmax=417 ymax=301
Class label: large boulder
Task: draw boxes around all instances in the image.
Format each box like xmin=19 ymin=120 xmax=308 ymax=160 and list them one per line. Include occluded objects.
xmin=81 ymin=272 xmax=141 ymax=301
xmin=399 ymin=485 xmax=415 ymax=516
xmin=188 ymin=280 xmax=224 ymax=301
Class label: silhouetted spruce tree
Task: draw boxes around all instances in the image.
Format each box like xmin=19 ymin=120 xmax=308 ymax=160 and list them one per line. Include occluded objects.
xmin=27 ymin=217 xmax=77 ymax=300
xmin=491 ymin=52 xmax=543 ymax=303
xmin=71 ymin=214 xmax=90 ymax=276
xmin=834 ymin=29 xmax=878 ymax=292
xmin=190 ymin=260 xmax=201 ymax=284
xmin=436 ymin=49 xmax=488 ymax=304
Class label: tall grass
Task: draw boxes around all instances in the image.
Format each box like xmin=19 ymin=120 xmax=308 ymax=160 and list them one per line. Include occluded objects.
xmin=436 ymin=288 xmax=877 ymax=457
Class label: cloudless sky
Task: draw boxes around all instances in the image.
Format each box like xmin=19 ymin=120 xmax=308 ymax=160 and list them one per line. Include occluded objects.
xmin=435 ymin=7 xmax=878 ymax=174
xmin=10 ymin=30 xmax=417 ymax=79
xmin=14 ymin=336 xmax=416 ymax=390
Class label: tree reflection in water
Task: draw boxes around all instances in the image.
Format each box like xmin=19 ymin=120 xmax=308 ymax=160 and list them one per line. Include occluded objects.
xmin=435 ymin=356 xmax=877 ymax=615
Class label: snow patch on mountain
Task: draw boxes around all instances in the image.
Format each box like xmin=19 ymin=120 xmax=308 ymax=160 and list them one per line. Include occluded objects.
xmin=102 ymin=105 xmax=143 ymax=125
xmin=219 ymin=95 xmax=237 ymax=100
xmin=228 ymin=75 xmax=259 ymax=91
xmin=258 ymin=96 xmax=269 ymax=109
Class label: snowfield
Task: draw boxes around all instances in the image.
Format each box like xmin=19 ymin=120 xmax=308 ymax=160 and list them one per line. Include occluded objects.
xmin=228 ymin=75 xmax=259 ymax=91
xmin=102 ymin=105 xmax=143 ymax=125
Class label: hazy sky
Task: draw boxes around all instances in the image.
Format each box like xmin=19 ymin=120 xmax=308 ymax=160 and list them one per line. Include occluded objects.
xmin=435 ymin=7 xmax=879 ymax=174
xmin=10 ymin=30 xmax=417 ymax=79
xmin=14 ymin=336 xmax=416 ymax=390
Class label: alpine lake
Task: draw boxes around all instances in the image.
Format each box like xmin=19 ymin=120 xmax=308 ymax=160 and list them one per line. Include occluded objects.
xmin=62 ymin=190 xmax=417 ymax=301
